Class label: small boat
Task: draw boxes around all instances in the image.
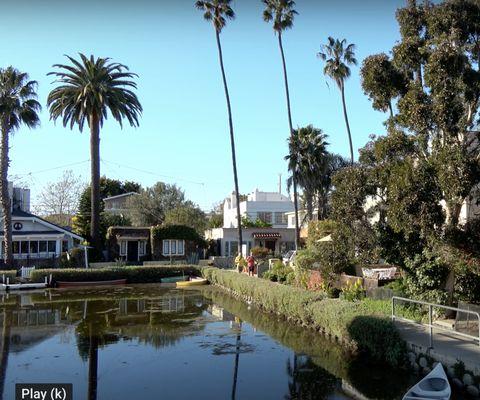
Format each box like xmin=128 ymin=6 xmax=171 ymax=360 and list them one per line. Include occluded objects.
xmin=176 ymin=277 xmax=208 ymax=287
xmin=403 ymin=363 xmax=451 ymax=400
xmin=56 ymin=279 xmax=127 ymax=288
xmin=161 ymin=276 xmax=188 ymax=283
xmin=0 ymin=282 xmax=48 ymax=291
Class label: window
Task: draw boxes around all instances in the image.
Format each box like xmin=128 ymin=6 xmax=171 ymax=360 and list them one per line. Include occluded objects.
xmin=162 ymin=240 xmax=185 ymax=256
xmin=274 ymin=212 xmax=287 ymax=225
xmin=139 ymin=241 xmax=146 ymax=256
xmin=21 ymin=241 xmax=28 ymax=254
xmin=39 ymin=241 xmax=47 ymax=253
xmin=224 ymin=241 xmax=229 ymax=256
xmin=120 ymin=241 xmax=127 ymax=256
xmin=30 ymin=241 xmax=38 ymax=254
xmin=163 ymin=240 xmax=170 ymax=255
xmin=48 ymin=241 xmax=56 ymax=253
xmin=62 ymin=240 xmax=68 ymax=253
xmin=230 ymin=241 xmax=238 ymax=256
xmin=177 ymin=240 xmax=184 ymax=255
xmin=257 ymin=212 xmax=272 ymax=224
xmin=13 ymin=241 xmax=19 ymax=254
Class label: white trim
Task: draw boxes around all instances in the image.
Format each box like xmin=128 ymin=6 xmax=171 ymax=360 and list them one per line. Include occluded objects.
xmin=11 ymin=215 xmax=84 ymax=241
xmin=162 ymin=239 xmax=185 ymax=256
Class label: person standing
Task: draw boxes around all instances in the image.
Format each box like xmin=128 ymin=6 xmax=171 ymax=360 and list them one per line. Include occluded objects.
xmin=246 ymin=253 xmax=256 ymax=277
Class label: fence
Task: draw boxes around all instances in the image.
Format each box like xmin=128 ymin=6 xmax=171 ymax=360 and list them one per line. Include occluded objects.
xmin=392 ymin=296 xmax=480 ymax=348
xmin=20 ymin=266 xmax=35 ymax=279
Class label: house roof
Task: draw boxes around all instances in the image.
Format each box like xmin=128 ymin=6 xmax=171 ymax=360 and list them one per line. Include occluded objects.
xmin=11 ymin=209 xmax=84 ymax=241
xmin=103 ymin=192 xmax=139 ymax=202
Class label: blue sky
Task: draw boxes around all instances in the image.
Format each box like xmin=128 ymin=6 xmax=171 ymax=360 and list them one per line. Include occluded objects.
xmin=3 ymin=0 xmax=405 ymax=210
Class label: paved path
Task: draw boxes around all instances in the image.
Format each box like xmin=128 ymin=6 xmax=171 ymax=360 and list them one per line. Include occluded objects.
xmin=394 ymin=320 xmax=480 ymax=374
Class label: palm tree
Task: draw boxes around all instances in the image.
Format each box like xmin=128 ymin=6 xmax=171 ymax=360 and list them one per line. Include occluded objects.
xmin=47 ymin=54 xmax=142 ymax=256
xmin=0 ymin=68 xmax=41 ymax=267
xmin=318 ymin=37 xmax=357 ymax=164
xmin=263 ymin=0 xmax=301 ymax=249
xmin=316 ymin=153 xmax=348 ymax=219
xmin=195 ymin=0 xmax=243 ymax=256
xmin=285 ymin=125 xmax=329 ymax=221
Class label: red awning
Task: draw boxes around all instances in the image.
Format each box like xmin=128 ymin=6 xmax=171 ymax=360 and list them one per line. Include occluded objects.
xmin=252 ymin=232 xmax=281 ymax=239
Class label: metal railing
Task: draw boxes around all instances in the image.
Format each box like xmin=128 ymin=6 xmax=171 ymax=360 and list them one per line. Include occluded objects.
xmin=392 ymin=296 xmax=480 ymax=348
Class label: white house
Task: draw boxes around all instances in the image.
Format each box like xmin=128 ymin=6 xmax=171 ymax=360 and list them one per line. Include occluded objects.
xmin=1 ymin=183 xmax=84 ymax=266
xmin=205 ymin=189 xmax=296 ymax=256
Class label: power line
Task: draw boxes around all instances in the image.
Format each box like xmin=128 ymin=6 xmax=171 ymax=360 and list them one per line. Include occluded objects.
xmin=100 ymin=158 xmax=206 ymax=186
xmin=11 ymin=159 xmax=90 ymax=179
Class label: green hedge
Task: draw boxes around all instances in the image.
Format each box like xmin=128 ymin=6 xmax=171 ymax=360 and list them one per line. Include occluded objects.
xmin=30 ymin=265 xmax=200 ymax=284
xmin=0 ymin=270 xmax=17 ymax=282
xmin=201 ymin=267 xmax=406 ymax=367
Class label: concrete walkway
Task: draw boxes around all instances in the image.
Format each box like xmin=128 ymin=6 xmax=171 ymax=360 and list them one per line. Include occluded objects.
xmin=394 ymin=320 xmax=480 ymax=375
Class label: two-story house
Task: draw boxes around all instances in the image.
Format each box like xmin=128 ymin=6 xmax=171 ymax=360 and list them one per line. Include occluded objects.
xmin=205 ymin=189 xmax=296 ymax=257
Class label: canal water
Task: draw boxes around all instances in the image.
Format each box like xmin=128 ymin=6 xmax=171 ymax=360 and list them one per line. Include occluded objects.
xmin=0 ymin=285 xmax=463 ymax=399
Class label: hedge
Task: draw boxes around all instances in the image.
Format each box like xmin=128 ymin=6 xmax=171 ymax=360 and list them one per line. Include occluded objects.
xmin=201 ymin=267 xmax=407 ymax=367
xmin=30 ymin=265 xmax=200 ymax=284
xmin=0 ymin=270 xmax=17 ymax=282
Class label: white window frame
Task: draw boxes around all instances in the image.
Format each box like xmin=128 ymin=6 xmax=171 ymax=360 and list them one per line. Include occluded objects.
xmin=119 ymin=240 xmax=127 ymax=256
xmin=162 ymin=239 xmax=185 ymax=256
xmin=138 ymin=240 xmax=146 ymax=256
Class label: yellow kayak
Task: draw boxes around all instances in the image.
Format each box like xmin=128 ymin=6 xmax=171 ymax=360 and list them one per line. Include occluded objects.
xmin=176 ymin=277 xmax=208 ymax=287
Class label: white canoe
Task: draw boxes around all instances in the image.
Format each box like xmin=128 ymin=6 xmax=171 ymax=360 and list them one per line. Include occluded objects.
xmin=403 ymin=363 xmax=451 ymax=400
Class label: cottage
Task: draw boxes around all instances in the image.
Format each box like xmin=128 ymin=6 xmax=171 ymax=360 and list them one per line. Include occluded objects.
xmin=1 ymin=184 xmax=84 ymax=267
xmin=106 ymin=224 xmax=204 ymax=263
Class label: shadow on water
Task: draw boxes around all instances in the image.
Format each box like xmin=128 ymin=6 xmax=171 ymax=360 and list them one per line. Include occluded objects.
xmin=0 ymin=286 xmax=465 ymax=400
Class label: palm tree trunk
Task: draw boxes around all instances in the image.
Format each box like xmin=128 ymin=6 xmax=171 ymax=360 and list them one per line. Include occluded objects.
xmin=0 ymin=124 xmax=13 ymax=268
xmin=215 ymin=30 xmax=243 ymax=256
xmin=89 ymin=113 xmax=102 ymax=258
xmin=278 ymin=32 xmax=301 ymax=250
xmin=340 ymin=83 xmax=354 ymax=164
xmin=231 ymin=329 xmax=241 ymax=400
xmin=305 ymin=191 xmax=313 ymax=221
xmin=88 ymin=323 xmax=99 ymax=400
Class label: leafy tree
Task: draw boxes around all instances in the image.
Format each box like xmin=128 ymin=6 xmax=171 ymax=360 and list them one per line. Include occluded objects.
xmin=48 ymin=54 xmax=142 ymax=255
xmin=72 ymin=177 xmax=139 ymax=241
xmin=263 ymin=0 xmax=301 ymax=249
xmin=0 ymin=67 xmax=41 ymax=266
xmin=360 ymin=53 xmax=407 ymax=117
xmin=318 ymin=37 xmax=357 ymax=164
xmin=164 ymin=205 xmax=207 ymax=234
xmin=195 ymin=0 xmax=243 ymax=255
xmin=126 ymin=182 xmax=193 ymax=227
xmin=361 ymin=0 xmax=480 ymax=228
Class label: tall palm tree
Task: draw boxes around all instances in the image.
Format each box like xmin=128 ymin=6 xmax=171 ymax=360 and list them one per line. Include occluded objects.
xmin=285 ymin=125 xmax=329 ymax=221
xmin=0 ymin=68 xmax=41 ymax=267
xmin=263 ymin=0 xmax=301 ymax=249
xmin=195 ymin=0 xmax=243 ymax=256
xmin=318 ymin=37 xmax=357 ymax=164
xmin=316 ymin=153 xmax=348 ymax=219
xmin=47 ymin=54 xmax=142 ymax=256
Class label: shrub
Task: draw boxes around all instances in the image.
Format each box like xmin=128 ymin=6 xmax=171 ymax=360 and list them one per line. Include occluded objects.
xmin=263 ymin=261 xmax=294 ymax=283
xmin=0 ymin=270 xmax=17 ymax=282
xmin=250 ymin=246 xmax=271 ymax=259
xmin=202 ymin=267 xmax=406 ymax=367
xmin=348 ymin=316 xmax=407 ymax=367
xmin=341 ymin=279 xmax=365 ymax=302
xmin=30 ymin=265 xmax=200 ymax=284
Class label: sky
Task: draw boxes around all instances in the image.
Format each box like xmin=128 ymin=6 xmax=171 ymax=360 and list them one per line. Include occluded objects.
xmin=1 ymin=0 xmax=406 ymax=211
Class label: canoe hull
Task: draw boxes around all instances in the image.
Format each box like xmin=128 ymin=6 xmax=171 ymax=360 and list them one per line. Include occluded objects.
xmin=403 ymin=363 xmax=451 ymax=400
xmin=176 ymin=278 xmax=208 ymax=287
xmin=57 ymin=279 xmax=127 ymax=288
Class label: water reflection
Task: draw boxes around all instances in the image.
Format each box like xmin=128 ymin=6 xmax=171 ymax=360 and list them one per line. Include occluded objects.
xmin=0 ymin=286 xmax=437 ymax=400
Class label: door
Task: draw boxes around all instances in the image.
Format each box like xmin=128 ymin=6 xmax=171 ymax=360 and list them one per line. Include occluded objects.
xmin=127 ymin=241 xmax=138 ymax=262
xmin=265 ymin=240 xmax=276 ymax=253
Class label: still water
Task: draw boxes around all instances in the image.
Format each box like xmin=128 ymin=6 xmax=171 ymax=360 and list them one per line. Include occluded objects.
xmin=0 ymin=285 xmax=454 ymax=400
